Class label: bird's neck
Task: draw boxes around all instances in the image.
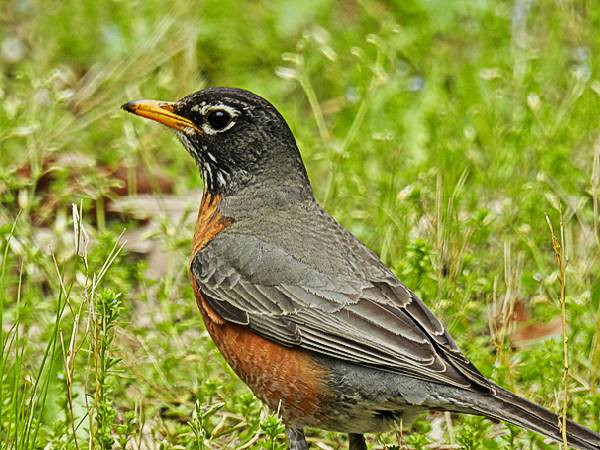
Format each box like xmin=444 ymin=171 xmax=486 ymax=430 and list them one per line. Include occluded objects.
xmin=199 ymin=138 xmax=315 ymax=215
xmin=213 ymin=177 xmax=314 ymax=222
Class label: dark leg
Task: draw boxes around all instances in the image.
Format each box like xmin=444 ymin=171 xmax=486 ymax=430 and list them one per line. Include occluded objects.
xmin=287 ymin=427 xmax=309 ymax=450
xmin=349 ymin=433 xmax=367 ymax=450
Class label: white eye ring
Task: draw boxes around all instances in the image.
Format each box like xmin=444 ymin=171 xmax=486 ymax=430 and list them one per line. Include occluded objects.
xmin=198 ymin=104 xmax=239 ymax=135
xmin=206 ymin=109 xmax=232 ymax=130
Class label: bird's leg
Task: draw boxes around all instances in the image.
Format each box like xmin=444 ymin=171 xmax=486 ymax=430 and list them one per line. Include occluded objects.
xmin=287 ymin=427 xmax=309 ymax=450
xmin=349 ymin=433 xmax=367 ymax=450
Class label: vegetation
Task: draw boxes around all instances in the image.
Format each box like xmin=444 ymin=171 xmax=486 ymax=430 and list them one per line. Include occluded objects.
xmin=1 ymin=0 xmax=599 ymax=448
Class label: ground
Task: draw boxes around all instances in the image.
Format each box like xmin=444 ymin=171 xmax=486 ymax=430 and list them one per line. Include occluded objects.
xmin=1 ymin=0 xmax=600 ymax=448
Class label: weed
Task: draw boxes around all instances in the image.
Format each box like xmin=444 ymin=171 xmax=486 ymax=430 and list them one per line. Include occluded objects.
xmin=1 ymin=1 xmax=599 ymax=448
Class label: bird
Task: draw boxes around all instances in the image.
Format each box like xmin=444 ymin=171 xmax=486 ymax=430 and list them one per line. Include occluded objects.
xmin=122 ymin=87 xmax=600 ymax=450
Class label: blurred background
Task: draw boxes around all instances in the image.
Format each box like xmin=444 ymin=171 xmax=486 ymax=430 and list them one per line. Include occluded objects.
xmin=1 ymin=0 xmax=599 ymax=448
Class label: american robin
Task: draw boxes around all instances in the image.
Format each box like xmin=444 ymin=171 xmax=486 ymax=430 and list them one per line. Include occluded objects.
xmin=123 ymin=87 xmax=600 ymax=450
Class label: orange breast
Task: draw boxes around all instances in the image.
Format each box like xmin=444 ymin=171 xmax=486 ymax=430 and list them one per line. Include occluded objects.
xmin=190 ymin=191 xmax=331 ymax=425
xmin=191 ymin=190 xmax=233 ymax=257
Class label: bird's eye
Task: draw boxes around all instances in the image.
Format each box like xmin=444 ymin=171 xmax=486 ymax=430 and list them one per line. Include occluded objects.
xmin=206 ymin=109 xmax=232 ymax=130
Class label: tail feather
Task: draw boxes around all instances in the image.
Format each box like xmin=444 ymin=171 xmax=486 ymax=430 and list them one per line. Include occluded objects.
xmin=467 ymin=384 xmax=600 ymax=449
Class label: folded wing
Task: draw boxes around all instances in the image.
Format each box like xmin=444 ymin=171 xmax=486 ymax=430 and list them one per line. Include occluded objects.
xmin=193 ymin=230 xmax=491 ymax=392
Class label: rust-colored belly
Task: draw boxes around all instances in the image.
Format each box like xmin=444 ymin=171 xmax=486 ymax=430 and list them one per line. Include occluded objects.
xmin=190 ymin=191 xmax=331 ymax=425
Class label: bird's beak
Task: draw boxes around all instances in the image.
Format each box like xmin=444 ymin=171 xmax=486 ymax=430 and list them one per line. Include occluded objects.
xmin=121 ymin=99 xmax=201 ymax=134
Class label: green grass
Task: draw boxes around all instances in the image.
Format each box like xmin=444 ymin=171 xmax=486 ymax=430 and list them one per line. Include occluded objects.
xmin=1 ymin=0 xmax=600 ymax=448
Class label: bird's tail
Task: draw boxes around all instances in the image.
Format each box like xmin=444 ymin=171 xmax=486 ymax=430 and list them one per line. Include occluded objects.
xmin=465 ymin=384 xmax=600 ymax=449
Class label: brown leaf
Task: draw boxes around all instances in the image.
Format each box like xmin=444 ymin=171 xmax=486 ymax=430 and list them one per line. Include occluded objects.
xmin=510 ymin=299 xmax=562 ymax=348
xmin=10 ymin=153 xmax=175 ymax=225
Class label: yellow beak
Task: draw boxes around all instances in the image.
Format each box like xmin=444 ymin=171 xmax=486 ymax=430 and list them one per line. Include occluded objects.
xmin=121 ymin=99 xmax=201 ymax=134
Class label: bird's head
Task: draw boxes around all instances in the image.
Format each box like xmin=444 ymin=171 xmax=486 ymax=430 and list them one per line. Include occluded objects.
xmin=122 ymin=87 xmax=311 ymax=199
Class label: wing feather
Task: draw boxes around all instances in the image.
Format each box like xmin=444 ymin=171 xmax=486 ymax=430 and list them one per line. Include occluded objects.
xmin=192 ymin=227 xmax=490 ymax=391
